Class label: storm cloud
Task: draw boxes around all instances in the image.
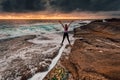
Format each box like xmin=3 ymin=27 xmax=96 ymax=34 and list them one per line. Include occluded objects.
xmin=50 ymin=0 xmax=120 ymax=12
xmin=1 ymin=0 xmax=46 ymax=12
xmin=0 ymin=0 xmax=120 ymax=12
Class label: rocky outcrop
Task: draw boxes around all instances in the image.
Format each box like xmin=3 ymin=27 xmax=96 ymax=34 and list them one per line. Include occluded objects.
xmin=45 ymin=21 xmax=120 ymax=80
xmin=60 ymin=21 xmax=120 ymax=80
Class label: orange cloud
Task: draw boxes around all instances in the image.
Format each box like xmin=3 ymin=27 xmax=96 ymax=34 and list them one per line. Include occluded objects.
xmin=0 ymin=11 xmax=112 ymax=19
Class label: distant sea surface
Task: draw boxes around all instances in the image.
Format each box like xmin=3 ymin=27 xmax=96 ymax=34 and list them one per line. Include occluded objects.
xmin=0 ymin=19 xmax=91 ymax=39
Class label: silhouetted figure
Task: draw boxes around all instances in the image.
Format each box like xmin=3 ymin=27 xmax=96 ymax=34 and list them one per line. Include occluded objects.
xmin=59 ymin=21 xmax=73 ymax=45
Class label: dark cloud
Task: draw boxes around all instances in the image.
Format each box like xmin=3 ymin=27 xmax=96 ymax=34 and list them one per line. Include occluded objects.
xmin=50 ymin=0 xmax=90 ymax=12
xmin=1 ymin=0 xmax=46 ymax=12
xmin=50 ymin=0 xmax=120 ymax=12
xmin=0 ymin=0 xmax=120 ymax=12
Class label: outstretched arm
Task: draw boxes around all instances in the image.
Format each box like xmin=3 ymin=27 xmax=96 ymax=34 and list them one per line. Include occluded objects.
xmin=68 ymin=21 xmax=74 ymax=27
xmin=59 ymin=21 xmax=64 ymax=28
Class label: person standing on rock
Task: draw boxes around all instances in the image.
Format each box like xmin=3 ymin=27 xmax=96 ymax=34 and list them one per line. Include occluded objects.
xmin=59 ymin=20 xmax=73 ymax=45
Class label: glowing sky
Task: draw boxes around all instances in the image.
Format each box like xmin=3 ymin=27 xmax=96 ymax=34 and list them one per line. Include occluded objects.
xmin=0 ymin=11 xmax=119 ymax=19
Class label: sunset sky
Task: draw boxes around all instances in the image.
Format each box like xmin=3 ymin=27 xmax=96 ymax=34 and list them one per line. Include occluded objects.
xmin=0 ymin=0 xmax=120 ymax=19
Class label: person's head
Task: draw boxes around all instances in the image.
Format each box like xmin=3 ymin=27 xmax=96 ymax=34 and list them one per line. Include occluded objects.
xmin=65 ymin=24 xmax=68 ymax=28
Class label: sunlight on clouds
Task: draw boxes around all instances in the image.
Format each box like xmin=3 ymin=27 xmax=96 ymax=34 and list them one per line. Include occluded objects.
xmin=0 ymin=11 xmax=118 ymax=19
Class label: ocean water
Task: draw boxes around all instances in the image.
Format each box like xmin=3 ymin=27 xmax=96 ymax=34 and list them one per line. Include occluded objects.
xmin=0 ymin=23 xmax=61 ymax=39
xmin=0 ymin=20 xmax=91 ymax=39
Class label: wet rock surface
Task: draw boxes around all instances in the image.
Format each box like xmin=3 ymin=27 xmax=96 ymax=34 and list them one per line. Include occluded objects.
xmin=0 ymin=35 xmax=60 ymax=80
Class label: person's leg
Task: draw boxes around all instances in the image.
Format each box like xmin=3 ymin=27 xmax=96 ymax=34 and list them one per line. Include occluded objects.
xmin=61 ymin=33 xmax=66 ymax=44
xmin=66 ymin=33 xmax=71 ymax=44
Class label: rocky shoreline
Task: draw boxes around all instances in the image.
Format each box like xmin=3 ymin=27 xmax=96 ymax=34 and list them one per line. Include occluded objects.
xmin=45 ymin=19 xmax=120 ymax=80
xmin=0 ymin=35 xmax=60 ymax=80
